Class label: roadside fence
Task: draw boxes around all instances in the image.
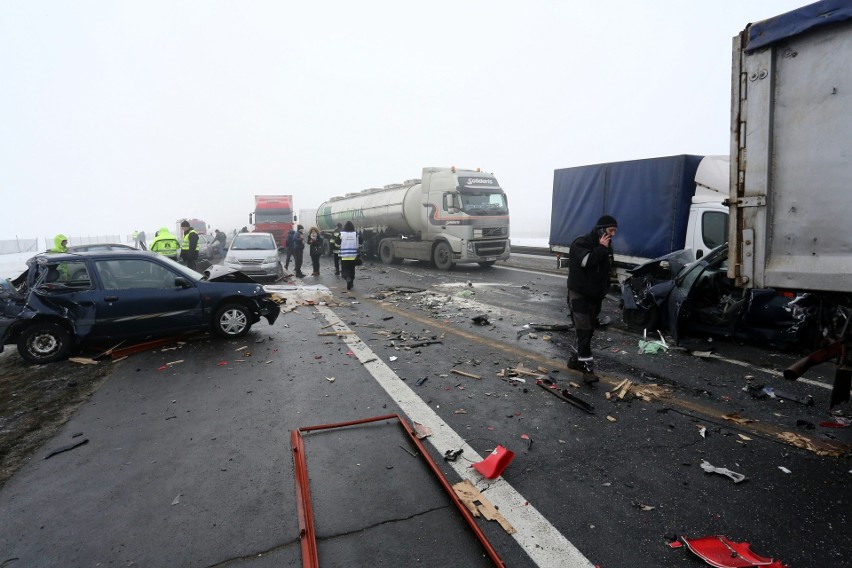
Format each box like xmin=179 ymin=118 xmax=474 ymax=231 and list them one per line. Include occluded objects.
xmin=0 ymin=238 xmax=40 ymax=255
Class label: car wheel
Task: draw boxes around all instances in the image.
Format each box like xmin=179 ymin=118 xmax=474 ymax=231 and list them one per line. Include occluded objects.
xmin=17 ymin=322 xmax=72 ymax=364
xmin=214 ymin=303 xmax=252 ymax=338
xmin=623 ymin=306 xmax=659 ymax=332
xmin=432 ymin=242 xmax=454 ymax=271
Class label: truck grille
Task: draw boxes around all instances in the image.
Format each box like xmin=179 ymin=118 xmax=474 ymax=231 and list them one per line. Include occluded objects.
xmin=474 ymin=241 xmax=507 ymax=256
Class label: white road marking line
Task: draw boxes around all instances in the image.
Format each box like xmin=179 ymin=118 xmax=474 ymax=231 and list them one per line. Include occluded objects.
xmin=318 ymin=305 xmax=594 ymax=568
xmin=705 ymin=353 xmax=832 ymax=391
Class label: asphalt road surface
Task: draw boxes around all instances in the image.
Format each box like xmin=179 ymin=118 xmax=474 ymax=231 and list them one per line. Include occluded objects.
xmin=0 ymin=253 xmax=850 ymax=567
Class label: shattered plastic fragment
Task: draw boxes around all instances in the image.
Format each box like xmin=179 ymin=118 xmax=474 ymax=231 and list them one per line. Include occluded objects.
xmin=681 ymin=535 xmax=787 ymax=568
xmin=778 ymin=466 xmax=791 ymax=474
xmin=700 ymin=460 xmax=746 ymax=483
xmin=472 ymin=445 xmax=514 ymax=479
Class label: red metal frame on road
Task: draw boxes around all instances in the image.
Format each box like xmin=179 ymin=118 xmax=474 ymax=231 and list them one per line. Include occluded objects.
xmin=290 ymin=413 xmax=506 ymax=568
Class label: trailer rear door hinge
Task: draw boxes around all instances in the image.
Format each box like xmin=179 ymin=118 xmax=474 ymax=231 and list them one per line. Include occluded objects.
xmin=733 ymin=196 xmax=765 ymax=207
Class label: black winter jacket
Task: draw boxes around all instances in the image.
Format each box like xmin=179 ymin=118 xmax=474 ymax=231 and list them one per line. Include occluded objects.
xmin=567 ymin=229 xmax=613 ymax=300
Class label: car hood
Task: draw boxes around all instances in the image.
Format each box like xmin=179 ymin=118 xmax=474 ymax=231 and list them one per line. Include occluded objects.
xmin=203 ymin=265 xmax=260 ymax=283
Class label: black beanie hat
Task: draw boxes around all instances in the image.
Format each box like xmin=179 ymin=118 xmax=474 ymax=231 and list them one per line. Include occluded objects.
xmin=595 ymin=215 xmax=618 ymax=229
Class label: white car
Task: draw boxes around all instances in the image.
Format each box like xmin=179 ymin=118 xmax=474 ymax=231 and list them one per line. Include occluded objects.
xmin=224 ymin=232 xmax=283 ymax=281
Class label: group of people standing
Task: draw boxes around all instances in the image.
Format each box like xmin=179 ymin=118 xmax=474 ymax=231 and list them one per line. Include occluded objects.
xmin=283 ymin=221 xmax=359 ymax=289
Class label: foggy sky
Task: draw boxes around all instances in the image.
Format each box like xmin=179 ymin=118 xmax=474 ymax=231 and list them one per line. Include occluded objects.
xmin=0 ymin=0 xmax=810 ymax=242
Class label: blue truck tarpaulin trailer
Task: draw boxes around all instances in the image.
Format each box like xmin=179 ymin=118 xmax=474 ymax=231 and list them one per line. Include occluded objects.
xmin=549 ymin=155 xmax=703 ymax=261
xmin=746 ymin=0 xmax=852 ymax=51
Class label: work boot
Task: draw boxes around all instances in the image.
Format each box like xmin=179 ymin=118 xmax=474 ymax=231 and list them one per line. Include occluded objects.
xmin=567 ymin=353 xmax=580 ymax=370
xmin=580 ymin=361 xmax=599 ymax=385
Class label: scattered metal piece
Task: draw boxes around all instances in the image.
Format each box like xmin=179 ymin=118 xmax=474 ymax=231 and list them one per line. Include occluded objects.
xmin=535 ymin=380 xmax=595 ymax=414
xmin=415 ymin=377 xmax=428 ymax=386
xmin=399 ymin=445 xmax=418 ymax=457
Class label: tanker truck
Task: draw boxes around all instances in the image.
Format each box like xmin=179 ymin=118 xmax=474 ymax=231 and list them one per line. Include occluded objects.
xmin=316 ymin=167 xmax=510 ymax=270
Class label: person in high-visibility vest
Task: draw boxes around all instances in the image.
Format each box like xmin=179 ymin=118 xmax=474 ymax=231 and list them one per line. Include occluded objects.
xmin=49 ymin=234 xmax=69 ymax=253
xmin=149 ymin=227 xmax=180 ymax=260
xmin=180 ymin=220 xmax=199 ymax=270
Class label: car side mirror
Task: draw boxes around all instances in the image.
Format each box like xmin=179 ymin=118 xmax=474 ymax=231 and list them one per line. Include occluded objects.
xmin=174 ymin=277 xmax=191 ymax=288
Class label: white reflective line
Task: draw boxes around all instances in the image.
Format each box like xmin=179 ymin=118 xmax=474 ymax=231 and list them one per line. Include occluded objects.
xmin=706 ymin=353 xmax=832 ymax=391
xmin=317 ymin=305 xmax=593 ymax=568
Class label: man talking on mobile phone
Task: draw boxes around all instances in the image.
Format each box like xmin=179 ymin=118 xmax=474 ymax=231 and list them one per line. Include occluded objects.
xmin=566 ymin=215 xmax=618 ymax=383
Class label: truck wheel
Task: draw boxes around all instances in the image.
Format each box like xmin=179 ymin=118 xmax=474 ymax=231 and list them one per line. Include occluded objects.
xmin=432 ymin=242 xmax=455 ymax=271
xmin=17 ymin=322 xmax=72 ymax=364
xmin=623 ymin=306 xmax=659 ymax=333
xmin=379 ymin=241 xmax=402 ymax=265
xmin=214 ymin=303 xmax=253 ymax=338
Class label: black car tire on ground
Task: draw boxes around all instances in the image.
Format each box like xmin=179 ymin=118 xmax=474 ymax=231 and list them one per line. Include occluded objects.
xmin=213 ymin=303 xmax=252 ymax=338
xmin=17 ymin=322 xmax=73 ymax=364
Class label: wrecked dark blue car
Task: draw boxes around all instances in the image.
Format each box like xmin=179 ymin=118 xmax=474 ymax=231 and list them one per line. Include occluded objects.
xmin=1 ymin=251 xmax=281 ymax=364
xmin=621 ymin=244 xmax=807 ymax=349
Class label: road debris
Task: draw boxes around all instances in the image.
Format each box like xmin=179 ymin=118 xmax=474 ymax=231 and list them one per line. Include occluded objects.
xmin=399 ymin=445 xmax=418 ymax=457
xmin=471 ymin=314 xmax=491 ymax=326
xmin=722 ymin=412 xmax=752 ymax=425
xmin=700 ymin=460 xmax=746 ymax=483
xmin=413 ymin=422 xmax=432 ymax=439
xmin=451 ymin=369 xmax=482 ymax=380
xmin=535 ymin=380 xmax=595 ymax=414
xmin=776 ymin=431 xmax=848 ymax=457
xmin=453 ymin=479 xmax=516 ymax=534
xmin=44 ymin=438 xmax=89 ymax=459
xmin=444 ymin=448 xmax=463 ymax=461
xmin=679 ymin=535 xmax=787 ymax=568
xmin=605 ymin=379 xmax=671 ymax=402
xmin=472 ymin=445 xmax=514 ymax=479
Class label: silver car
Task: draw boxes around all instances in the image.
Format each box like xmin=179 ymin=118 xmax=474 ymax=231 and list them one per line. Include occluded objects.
xmin=224 ymin=232 xmax=283 ymax=281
